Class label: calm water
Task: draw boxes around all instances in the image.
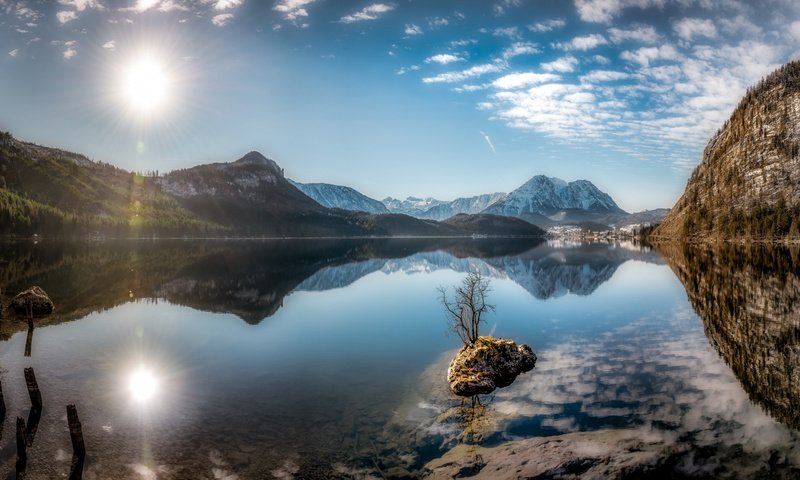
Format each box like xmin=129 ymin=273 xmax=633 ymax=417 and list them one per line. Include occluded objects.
xmin=0 ymin=239 xmax=798 ymax=479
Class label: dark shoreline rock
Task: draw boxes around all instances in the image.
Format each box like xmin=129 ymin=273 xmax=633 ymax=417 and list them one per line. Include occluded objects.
xmin=447 ymin=336 xmax=536 ymax=396
xmin=11 ymin=286 xmax=54 ymax=317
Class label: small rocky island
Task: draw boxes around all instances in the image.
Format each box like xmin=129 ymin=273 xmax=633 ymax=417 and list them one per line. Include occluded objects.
xmin=448 ymin=335 xmax=536 ymax=396
xmin=439 ymin=271 xmax=536 ymax=396
xmin=10 ymin=286 xmax=54 ymax=317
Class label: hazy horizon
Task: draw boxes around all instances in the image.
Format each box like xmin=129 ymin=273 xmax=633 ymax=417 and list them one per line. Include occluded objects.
xmin=2 ymin=0 xmax=799 ymax=211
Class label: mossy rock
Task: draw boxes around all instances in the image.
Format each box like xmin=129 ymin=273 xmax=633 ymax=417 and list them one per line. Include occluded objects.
xmin=447 ymin=336 xmax=536 ymax=396
xmin=11 ymin=286 xmax=54 ymax=317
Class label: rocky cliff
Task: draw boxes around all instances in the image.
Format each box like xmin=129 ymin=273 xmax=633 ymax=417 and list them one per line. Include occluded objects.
xmin=656 ymin=61 xmax=800 ymax=239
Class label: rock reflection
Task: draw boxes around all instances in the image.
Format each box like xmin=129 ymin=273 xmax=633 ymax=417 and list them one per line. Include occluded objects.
xmin=658 ymin=242 xmax=800 ymax=430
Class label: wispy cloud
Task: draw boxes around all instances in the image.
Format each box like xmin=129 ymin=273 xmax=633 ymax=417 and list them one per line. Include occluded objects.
xmin=57 ymin=0 xmax=104 ymax=11
xmin=102 ymin=39 xmax=116 ymax=50
xmin=574 ymin=0 xmax=664 ymax=24
xmin=541 ymin=55 xmax=579 ymax=72
xmin=8 ymin=49 xmax=19 ymax=57
xmin=502 ymin=42 xmax=539 ymax=59
xmin=422 ymin=63 xmax=505 ymax=84
xmin=529 ymin=18 xmax=566 ymax=32
xmin=56 ymin=10 xmax=78 ymax=23
xmin=673 ymin=18 xmax=717 ymax=41
xmin=404 ymin=24 xmax=422 ymax=35
xmin=274 ymin=0 xmax=318 ymax=23
xmin=492 ymin=72 xmax=560 ymax=89
xmin=340 ymin=3 xmax=394 ymax=23
xmin=211 ymin=12 xmax=233 ymax=26
xmin=480 ymin=131 xmax=496 ymax=153
xmin=425 ymin=54 xmax=465 ymax=65
xmin=63 ymin=46 xmax=77 ymax=59
xmin=556 ymin=33 xmax=608 ymax=51
xmin=608 ymin=25 xmax=659 ymax=44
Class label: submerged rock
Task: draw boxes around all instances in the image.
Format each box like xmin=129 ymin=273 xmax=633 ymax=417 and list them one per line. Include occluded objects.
xmin=11 ymin=286 xmax=54 ymax=317
xmin=447 ymin=336 xmax=536 ymax=396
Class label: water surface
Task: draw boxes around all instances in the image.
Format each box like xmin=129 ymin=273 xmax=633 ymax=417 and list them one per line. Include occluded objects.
xmin=0 ymin=239 xmax=798 ymax=479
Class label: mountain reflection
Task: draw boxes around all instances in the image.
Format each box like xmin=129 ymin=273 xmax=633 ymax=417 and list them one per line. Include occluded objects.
xmin=0 ymin=238 xmax=660 ymax=334
xmin=658 ymin=242 xmax=800 ymax=430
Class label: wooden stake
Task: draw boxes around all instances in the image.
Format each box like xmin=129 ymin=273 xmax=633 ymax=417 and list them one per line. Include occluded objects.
xmin=24 ymin=320 xmax=33 ymax=357
xmin=0 ymin=380 xmax=6 ymax=419
xmin=67 ymin=405 xmax=85 ymax=480
xmin=23 ymin=368 xmax=42 ymax=412
xmin=16 ymin=417 xmax=27 ymax=474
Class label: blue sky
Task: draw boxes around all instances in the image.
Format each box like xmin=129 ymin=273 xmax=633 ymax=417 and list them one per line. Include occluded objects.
xmin=1 ymin=0 xmax=799 ymax=211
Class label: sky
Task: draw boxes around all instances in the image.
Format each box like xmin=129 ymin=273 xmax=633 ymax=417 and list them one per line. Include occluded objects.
xmin=1 ymin=0 xmax=799 ymax=212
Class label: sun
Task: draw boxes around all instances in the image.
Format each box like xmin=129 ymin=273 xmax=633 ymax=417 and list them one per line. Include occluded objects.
xmin=128 ymin=366 xmax=158 ymax=403
xmin=121 ymin=55 xmax=171 ymax=117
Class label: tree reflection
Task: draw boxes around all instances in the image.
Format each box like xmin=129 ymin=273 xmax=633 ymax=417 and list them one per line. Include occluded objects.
xmin=658 ymin=242 xmax=800 ymax=430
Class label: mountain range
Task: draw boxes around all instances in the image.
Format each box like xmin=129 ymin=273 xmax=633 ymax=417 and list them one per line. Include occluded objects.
xmin=0 ymin=133 xmax=543 ymax=237
xmin=299 ymin=174 xmax=665 ymax=229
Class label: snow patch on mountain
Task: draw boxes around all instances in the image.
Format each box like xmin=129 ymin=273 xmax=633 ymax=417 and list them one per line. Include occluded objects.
xmin=290 ymin=181 xmax=388 ymax=214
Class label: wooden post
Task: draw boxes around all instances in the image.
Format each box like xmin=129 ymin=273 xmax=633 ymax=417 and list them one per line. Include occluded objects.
xmin=0 ymin=380 xmax=6 ymax=419
xmin=67 ymin=405 xmax=85 ymax=480
xmin=23 ymin=368 xmax=42 ymax=412
xmin=17 ymin=417 xmax=28 ymax=465
xmin=67 ymin=405 xmax=85 ymax=458
xmin=24 ymin=320 xmax=33 ymax=357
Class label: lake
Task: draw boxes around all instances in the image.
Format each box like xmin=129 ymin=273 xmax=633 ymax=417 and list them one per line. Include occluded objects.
xmin=0 ymin=238 xmax=798 ymax=479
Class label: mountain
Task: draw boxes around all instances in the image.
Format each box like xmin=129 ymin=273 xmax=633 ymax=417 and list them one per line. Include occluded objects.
xmin=289 ymin=181 xmax=388 ymax=214
xmin=418 ymin=193 xmax=507 ymax=220
xmin=0 ymin=132 xmax=221 ymax=235
xmin=0 ymin=134 xmax=544 ymax=238
xmin=382 ymin=196 xmax=448 ymax=216
xmin=440 ymin=213 xmax=545 ymax=236
xmin=484 ymin=176 xmax=625 ymax=228
xmin=655 ymin=61 xmax=800 ymax=239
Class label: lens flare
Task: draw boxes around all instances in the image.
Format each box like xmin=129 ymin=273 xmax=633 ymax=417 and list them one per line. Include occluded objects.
xmin=128 ymin=366 xmax=158 ymax=403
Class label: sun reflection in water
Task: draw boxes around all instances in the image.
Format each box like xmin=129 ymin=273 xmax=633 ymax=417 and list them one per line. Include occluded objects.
xmin=129 ymin=366 xmax=158 ymax=403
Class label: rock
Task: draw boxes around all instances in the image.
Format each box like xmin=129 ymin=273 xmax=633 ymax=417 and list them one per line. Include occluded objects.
xmin=447 ymin=336 xmax=536 ymax=396
xmin=11 ymin=286 xmax=54 ymax=317
xmin=423 ymin=428 xmax=685 ymax=480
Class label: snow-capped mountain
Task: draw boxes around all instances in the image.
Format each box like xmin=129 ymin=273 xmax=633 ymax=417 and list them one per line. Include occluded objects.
xmin=418 ymin=193 xmax=508 ymax=220
xmin=290 ymin=181 xmax=389 ymax=214
xmin=381 ymin=196 xmax=448 ymax=216
xmin=484 ymin=176 xmax=625 ymax=218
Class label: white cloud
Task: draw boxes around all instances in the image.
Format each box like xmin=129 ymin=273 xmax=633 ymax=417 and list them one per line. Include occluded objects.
xmin=574 ymin=0 xmax=666 ymax=24
xmin=493 ymin=0 xmax=522 ymax=16
xmin=274 ymin=0 xmax=318 ymax=22
xmin=428 ymin=17 xmax=449 ymax=28
xmin=211 ymin=13 xmax=233 ymax=26
xmin=493 ymin=26 xmax=520 ymax=38
xmin=581 ymin=70 xmax=630 ymax=82
xmin=480 ymin=131 xmax=496 ymax=153
xmin=529 ymin=19 xmax=566 ymax=32
xmin=211 ymin=0 xmax=242 ymax=9
xmin=789 ymin=21 xmax=800 ymax=41
xmin=502 ymin=42 xmax=539 ymax=59
xmin=15 ymin=4 xmax=43 ymax=21
xmin=404 ymin=24 xmax=422 ymax=35
xmin=102 ymin=40 xmax=115 ymax=50
xmin=425 ymin=54 xmax=465 ymax=65
xmin=340 ymin=3 xmax=394 ymax=23
xmin=125 ymin=0 xmax=159 ymax=12
xmin=157 ymin=0 xmax=189 ymax=11
xmin=8 ymin=49 xmax=19 ymax=57
xmin=541 ymin=55 xmax=579 ymax=73
xmin=422 ymin=63 xmax=505 ymax=84
xmin=63 ymin=47 xmax=77 ymax=59
xmin=557 ymin=33 xmax=608 ymax=51
xmin=396 ymin=65 xmax=420 ymax=75
xmin=492 ymin=72 xmax=560 ymax=89
xmin=608 ymin=25 xmax=659 ymax=43
xmin=620 ymin=44 xmax=680 ymax=67
xmin=673 ymin=18 xmax=717 ymax=41
xmin=56 ymin=10 xmax=78 ymax=23
xmin=57 ymin=0 xmax=103 ymax=11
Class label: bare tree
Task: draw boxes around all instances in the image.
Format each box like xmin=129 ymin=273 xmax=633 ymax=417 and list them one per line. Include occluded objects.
xmin=438 ymin=271 xmax=495 ymax=346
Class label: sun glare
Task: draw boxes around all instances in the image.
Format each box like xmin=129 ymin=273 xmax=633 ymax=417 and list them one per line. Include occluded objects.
xmin=121 ymin=56 xmax=170 ymax=117
xmin=128 ymin=366 xmax=158 ymax=403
